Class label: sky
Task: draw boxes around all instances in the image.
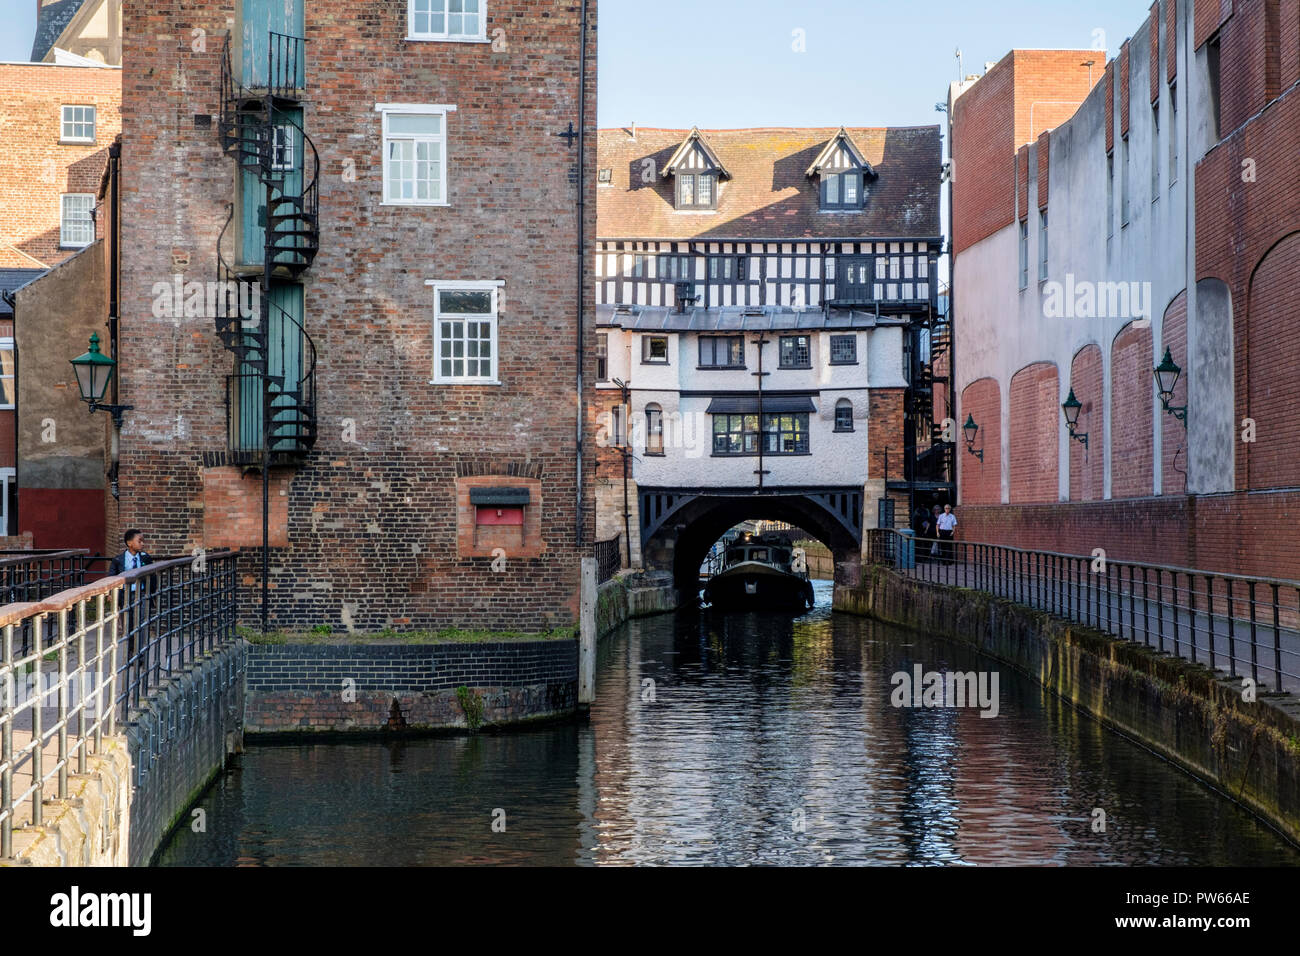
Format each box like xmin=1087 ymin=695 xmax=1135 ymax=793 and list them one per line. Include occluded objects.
xmin=1 ymin=0 xmax=1148 ymax=128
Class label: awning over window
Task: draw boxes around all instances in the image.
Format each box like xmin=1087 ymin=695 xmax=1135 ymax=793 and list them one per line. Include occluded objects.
xmin=706 ymin=395 xmax=816 ymax=415
xmin=470 ymin=487 xmax=531 ymax=506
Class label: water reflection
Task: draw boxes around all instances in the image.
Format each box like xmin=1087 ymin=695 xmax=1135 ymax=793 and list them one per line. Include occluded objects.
xmin=158 ymin=588 xmax=1299 ymax=866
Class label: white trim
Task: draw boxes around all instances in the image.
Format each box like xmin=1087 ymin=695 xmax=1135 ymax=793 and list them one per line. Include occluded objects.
xmin=405 ymin=36 xmax=491 ymax=44
xmin=406 ymin=0 xmax=489 ymax=42
xmin=59 ymin=192 xmax=95 ymax=248
xmin=378 ymin=105 xmax=454 ymax=207
xmin=429 ymin=281 xmax=503 ymax=385
xmin=374 ymin=103 xmax=458 ymax=114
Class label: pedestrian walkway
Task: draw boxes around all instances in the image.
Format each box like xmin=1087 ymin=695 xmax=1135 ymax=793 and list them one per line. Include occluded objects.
xmin=887 ymin=540 xmax=1300 ymax=695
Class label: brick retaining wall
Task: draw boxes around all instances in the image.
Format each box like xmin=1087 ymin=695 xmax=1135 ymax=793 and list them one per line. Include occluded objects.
xmin=244 ymin=641 xmax=579 ymax=735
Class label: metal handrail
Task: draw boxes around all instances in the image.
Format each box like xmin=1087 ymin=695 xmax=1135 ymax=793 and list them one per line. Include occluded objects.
xmin=0 ymin=550 xmax=238 ymax=859
xmin=866 ymin=528 xmax=1300 ymax=694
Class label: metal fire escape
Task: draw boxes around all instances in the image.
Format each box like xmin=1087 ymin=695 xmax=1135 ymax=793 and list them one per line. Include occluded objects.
xmin=909 ymin=309 xmax=956 ymax=495
xmin=214 ymin=31 xmax=319 ymax=466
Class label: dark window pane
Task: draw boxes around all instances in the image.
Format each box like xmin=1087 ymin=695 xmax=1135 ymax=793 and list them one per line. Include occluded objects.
xmin=439 ymin=290 xmax=492 ymax=314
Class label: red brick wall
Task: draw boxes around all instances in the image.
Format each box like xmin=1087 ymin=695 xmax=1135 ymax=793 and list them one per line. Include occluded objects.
xmin=957 ymin=489 xmax=1300 ymax=584
xmin=1110 ymin=323 xmax=1154 ymax=499
xmin=1160 ymin=292 xmax=1189 ymax=495
xmin=1169 ymin=0 xmax=1180 ymax=80
xmin=1282 ymin=0 xmax=1300 ymax=89
xmin=1195 ymin=40 xmax=1300 ymax=494
xmin=0 ymin=64 xmax=120 ymax=269
xmin=117 ymin=0 xmax=596 ymax=632
xmin=201 ymin=467 xmax=291 ymax=548
xmin=1195 ymin=0 xmax=1231 ymax=49
xmin=1016 ymin=146 xmax=1029 ymax=221
xmin=1008 ymin=362 xmax=1058 ymax=504
xmin=959 ymin=378 xmax=1001 ymax=505
xmin=1151 ymin=2 xmax=1163 ymax=103
xmin=1036 ymin=131 xmax=1050 ymax=209
xmin=953 ymin=54 xmax=1016 ymax=255
xmin=1218 ymin=0 xmax=1280 ymax=134
xmin=951 ymin=50 xmax=1095 ymax=255
xmin=1242 ymin=232 xmax=1300 ymax=490
xmin=1106 ymin=60 xmax=1115 ymax=154
xmin=869 ymin=389 xmax=905 ymax=482
xmin=1068 ymin=345 xmax=1103 ymax=502
xmin=1120 ymin=41 xmax=1132 ymax=137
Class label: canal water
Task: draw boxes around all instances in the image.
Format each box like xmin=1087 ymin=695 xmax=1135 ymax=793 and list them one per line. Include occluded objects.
xmin=157 ymin=583 xmax=1300 ymax=866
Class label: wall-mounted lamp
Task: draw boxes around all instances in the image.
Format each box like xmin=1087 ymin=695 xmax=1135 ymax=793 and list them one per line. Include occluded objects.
xmin=962 ymin=413 xmax=984 ymax=463
xmin=70 ymin=332 xmax=132 ymax=429
xmin=1061 ymin=388 xmax=1089 ymax=449
xmin=1153 ymin=348 xmax=1187 ymax=426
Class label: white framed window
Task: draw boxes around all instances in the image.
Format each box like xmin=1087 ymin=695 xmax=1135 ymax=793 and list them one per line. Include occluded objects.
xmin=408 ymin=0 xmax=487 ymax=41
xmin=60 ymin=105 xmax=95 ymax=144
xmin=377 ymin=104 xmax=456 ymax=206
xmin=0 ymin=338 xmax=13 ymax=410
xmin=271 ymin=124 xmax=294 ymax=171
xmin=60 ymin=193 xmax=95 ymax=248
xmin=427 ymin=279 xmax=503 ymax=384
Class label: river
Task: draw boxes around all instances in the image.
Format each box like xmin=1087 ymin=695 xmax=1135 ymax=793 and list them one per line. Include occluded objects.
xmin=157 ymin=583 xmax=1299 ymax=865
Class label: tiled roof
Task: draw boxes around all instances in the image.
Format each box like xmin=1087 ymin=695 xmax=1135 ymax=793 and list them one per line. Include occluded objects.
xmin=597 ymin=126 xmax=941 ymax=241
xmin=0 ymin=268 xmax=47 ymax=317
xmin=31 ymin=0 xmax=87 ymax=62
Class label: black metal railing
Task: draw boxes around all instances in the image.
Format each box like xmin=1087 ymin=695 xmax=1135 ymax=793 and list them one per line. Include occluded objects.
xmin=866 ymin=529 xmax=1300 ymax=694
xmin=0 ymin=549 xmax=238 ymax=858
xmin=115 ymin=552 xmax=239 ymax=717
xmin=0 ymin=551 xmax=89 ymax=605
xmin=595 ymin=536 xmax=622 ymax=584
xmin=267 ymin=30 xmax=306 ymax=97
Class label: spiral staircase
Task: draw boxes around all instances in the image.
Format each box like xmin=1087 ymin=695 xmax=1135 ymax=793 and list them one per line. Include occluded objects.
xmin=214 ymin=31 xmax=319 ymax=466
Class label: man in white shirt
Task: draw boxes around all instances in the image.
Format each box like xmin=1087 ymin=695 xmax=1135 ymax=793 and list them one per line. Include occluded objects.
xmin=936 ymin=505 xmax=957 ymax=563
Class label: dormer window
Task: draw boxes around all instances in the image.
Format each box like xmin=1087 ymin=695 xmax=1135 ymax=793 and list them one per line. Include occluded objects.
xmin=807 ymin=127 xmax=874 ymax=212
xmin=663 ymin=127 xmax=730 ymax=212
xmin=677 ymin=172 xmax=715 ymax=209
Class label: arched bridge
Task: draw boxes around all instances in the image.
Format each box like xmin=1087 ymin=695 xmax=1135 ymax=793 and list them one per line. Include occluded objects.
xmin=638 ymin=486 xmax=865 ymax=594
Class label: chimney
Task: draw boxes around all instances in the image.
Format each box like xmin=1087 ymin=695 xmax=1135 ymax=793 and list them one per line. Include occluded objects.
xmin=629 ymin=121 xmax=636 ymax=141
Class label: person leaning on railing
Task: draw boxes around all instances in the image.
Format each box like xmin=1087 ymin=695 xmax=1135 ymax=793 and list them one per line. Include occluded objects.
xmin=109 ymin=530 xmax=154 ymax=670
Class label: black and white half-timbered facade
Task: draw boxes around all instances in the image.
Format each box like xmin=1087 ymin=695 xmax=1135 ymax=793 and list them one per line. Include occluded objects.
xmin=593 ymin=126 xmax=946 ymax=580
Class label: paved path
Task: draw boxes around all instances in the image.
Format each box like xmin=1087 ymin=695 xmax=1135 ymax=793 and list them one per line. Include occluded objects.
xmin=899 ymin=554 xmax=1300 ymax=694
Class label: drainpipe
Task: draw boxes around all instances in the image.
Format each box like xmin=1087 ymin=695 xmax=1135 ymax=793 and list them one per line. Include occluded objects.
xmin=574 ymin=0 xmax=589 ymax=549
xmin=106 ymin=141 xmax=121 ymax=501
xmin=2 ymin=289 xmax=16 ymax=535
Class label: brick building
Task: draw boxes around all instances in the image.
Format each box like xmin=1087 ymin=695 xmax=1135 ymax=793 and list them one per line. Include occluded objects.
xmin=593 ymin=126 xmax=942 ymax=585
xmin=113 ymin=0 xmax=596 ymax=631
xmin=0 ymin=59 xmax=120 ymax=548
xmin=949 ymin=0 xmax=1300 ymax=581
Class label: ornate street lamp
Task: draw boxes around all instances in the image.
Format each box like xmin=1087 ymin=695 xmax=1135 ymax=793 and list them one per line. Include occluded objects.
xmin=1061 ymin=388 xmax=1089 ymax=448
xmin=962 ymin=413 xmax=984 ymax=463
xmin=1153 ymin=348 xmax=1187 ymax=425
xmin=70 ymin=332 xmax=132 ymax=428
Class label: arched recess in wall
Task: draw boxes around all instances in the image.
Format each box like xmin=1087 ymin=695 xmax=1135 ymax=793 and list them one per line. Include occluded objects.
xmin=1109 ymin=321 xmax=1154 ymax=499
xmin=1243 ymin=232 xmax=1300 ymax=491
xmin=958 ymin=377 xmax=1001 ymax=506
xmin=1008 ymin=362 xmax=1058 ymax=504
xmin=1160 ymin=291 xmax=1188 ymax=496
xmin=1067 ymin=344 xmax=1103 ymax=502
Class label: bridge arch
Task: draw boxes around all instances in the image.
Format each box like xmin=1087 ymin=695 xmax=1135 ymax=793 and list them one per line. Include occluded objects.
xmin=638 ymin=487 xmax=864 ymax=595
